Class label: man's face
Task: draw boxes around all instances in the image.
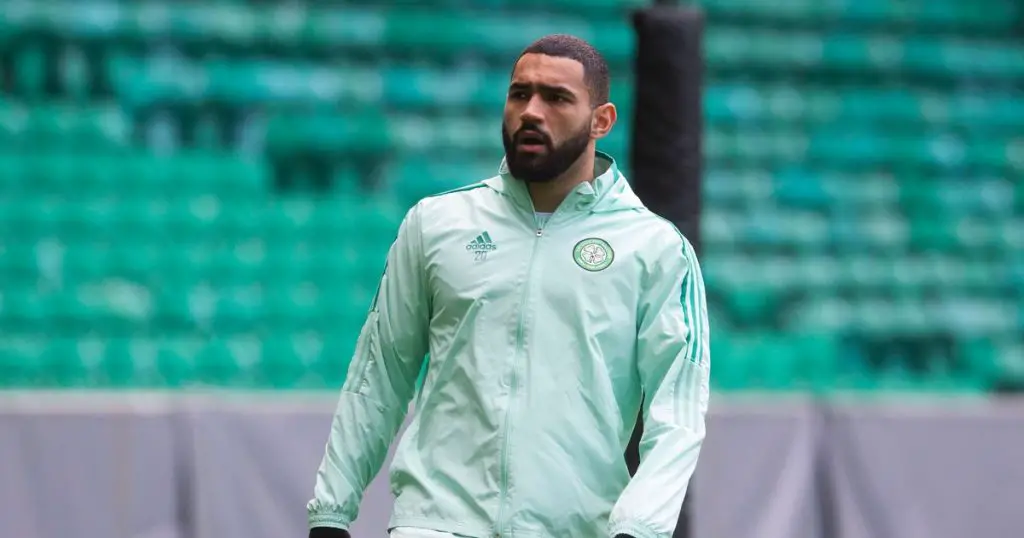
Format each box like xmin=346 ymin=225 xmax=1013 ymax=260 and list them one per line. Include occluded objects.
xmin=502 ymin=53 xmax=596 ymax=183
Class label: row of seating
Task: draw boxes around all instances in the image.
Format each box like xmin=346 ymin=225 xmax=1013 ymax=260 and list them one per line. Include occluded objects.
xmin=0 ymin=194 xmax=405 ymax=241
xmin=711 ymin=332 xmax=1003 ymax=392
xmin=335 ymin=0 xmax=1021 ymax=31
xmin=2 ymin=147 xmax=1020 ymax=211
xmin=3 ymin=93 xmax=1022 ymax=159
xmin=4 ymin=6 xmax=1023 ymax=79
xmin=0 ymin=280 xmax=379 ymax=321
xmin=0 ymin=333 xmax=359 ymax=389
xmin=60 ymin=57 xmax=1024 ymax=125
xmin=8 ymin=54 xmax=1024 ymax=128
xmin=2 ymin=280 xmax=1016 ymax=332
xmin=3 ymin=163 xmax=1022 ymax=237
xmin=706 ymin=169 xmax=1022 ymax=211
xmin=3 ymin=208 xmax=1019 ymax=261
xmin=0 ymin=330 xmax=1010 ymax=391
xmin=5 ymin=123 xmax=1020 ymax=179
xmin=2 ymin=231 xmax=1020 ymax=287
xmin=1 ymin=0 xmax=1021 ymax=392
xmin=706 ymin=214 xmax=1023 ymax=252
xmin=3 ymin=233 xmax=1019 ymax=287
xmin=0 ymin=144 xmax=260 ymax=176
xmin=17 ymin=0 xmax=1011 ymax=32
xmin=2 ymin=143 xmax=1019 ymax=208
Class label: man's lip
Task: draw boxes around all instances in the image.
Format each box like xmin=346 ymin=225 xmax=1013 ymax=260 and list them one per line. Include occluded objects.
xmin=517 ymin=130 xmax=548 ymax=145
xmin=516 ymin=142 xmax=547 ymax=153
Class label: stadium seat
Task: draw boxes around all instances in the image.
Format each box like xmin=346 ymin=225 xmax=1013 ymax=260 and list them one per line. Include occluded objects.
xmin=0 ymin=0 xmax=1020 ymax=392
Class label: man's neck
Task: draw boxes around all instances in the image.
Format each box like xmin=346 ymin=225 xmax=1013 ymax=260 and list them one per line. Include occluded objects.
xmin=526 ymin=153 xmax=595 ymax=213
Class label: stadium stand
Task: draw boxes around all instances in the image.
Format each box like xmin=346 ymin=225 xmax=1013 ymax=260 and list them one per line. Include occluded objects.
xmin=0 ymin=0 xmax=1021 ymax=392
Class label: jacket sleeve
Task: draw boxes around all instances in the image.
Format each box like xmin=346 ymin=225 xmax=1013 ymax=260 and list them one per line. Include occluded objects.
xmin=608 ymin=232 xmax=711 ymax=538
xmin=307 ymin=202 xmax=431 ymax=530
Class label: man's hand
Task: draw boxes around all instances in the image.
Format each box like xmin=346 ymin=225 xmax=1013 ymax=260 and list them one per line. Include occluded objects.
xmin=309 ymin=527 xmax=351 ymax=538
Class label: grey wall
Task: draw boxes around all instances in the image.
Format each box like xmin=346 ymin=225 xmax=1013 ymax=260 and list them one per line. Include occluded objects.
xmin=1 ymin=393 xmax=1022 ymax=538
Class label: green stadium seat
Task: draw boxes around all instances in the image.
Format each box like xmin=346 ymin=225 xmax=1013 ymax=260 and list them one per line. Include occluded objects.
xmin=0 ymin=338 xmax=41 ymax=388
xmin=94 ymin=339 xmax=136 ymax=387
xmin=312 ymin=331 xmax=362 ymax=387
xmin=194 ymin=338 xmax=246 ymax=387
xmin=994 ymin=341 xmax=1024 ymax=390
xmin=385 ymin=67 xmax=502 ymax=110
xmin=707 ymin=336 xmax=743 ymax=390
xmin=12 ymin=44 xmax=46 ymax=97
xmin=153 ymin=339 xmax=193 ymax=388
xmin=386 ymin=157 xmax=496 ymax=206
xmin=35 ymin=339 xmax=87 ymax=388
xmin=695 ymin=0 xmax=1021 ymax=32
xmin=716 ymin=334 xmax=790 ymax=390
xmin=0 ymin=0 xmax=1020 ymax=392
xmin=266 ymin=111 xmax=392 ymax=155
xmin=256 ymin=336 xmax=308 ymax=389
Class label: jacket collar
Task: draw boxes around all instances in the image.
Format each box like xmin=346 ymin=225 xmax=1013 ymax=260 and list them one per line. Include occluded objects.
xmin=484 ymin=150 xmax=643 ymax=214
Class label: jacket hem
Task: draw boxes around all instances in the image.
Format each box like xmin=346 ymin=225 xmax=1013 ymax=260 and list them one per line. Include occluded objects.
xmin=388 ymin=515 xmax=494 ymax=538
xmin=308 ymin=513 xmax=351 ymax=530
xmin=608 ymin=519 xmax=659 ymax=538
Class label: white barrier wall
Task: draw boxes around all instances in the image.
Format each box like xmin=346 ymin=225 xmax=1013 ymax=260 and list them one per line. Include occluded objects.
xmin=1 ymin=393 xmax=1022 ymax=538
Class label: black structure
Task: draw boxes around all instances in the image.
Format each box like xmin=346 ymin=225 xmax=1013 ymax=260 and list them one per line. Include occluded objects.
xmin=625 ymin=4 xmax=704 ymax=538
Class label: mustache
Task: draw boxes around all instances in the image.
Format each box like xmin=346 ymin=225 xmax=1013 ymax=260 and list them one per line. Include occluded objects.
xmin=514 ymin=126 xmax=551 ymax=145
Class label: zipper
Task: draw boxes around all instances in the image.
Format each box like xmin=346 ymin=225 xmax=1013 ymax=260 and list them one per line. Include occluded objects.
xmin=495 ymin=186 xmax=586 ymax=534
xmin=494 ymin=214 xmax=547 ymax=535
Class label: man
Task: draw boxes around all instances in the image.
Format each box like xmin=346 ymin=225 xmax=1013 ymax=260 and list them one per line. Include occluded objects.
xmin=308 ymin=34 xmax=710 ymax=538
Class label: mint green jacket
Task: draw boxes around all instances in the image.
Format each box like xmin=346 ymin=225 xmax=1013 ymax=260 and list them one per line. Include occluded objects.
xmin=308 ymin=152 xmax=711 ymax=538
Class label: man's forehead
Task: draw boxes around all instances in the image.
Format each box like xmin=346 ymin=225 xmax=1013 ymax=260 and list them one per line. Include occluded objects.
xmin=511 ymin=53 xmax=586 ymax=91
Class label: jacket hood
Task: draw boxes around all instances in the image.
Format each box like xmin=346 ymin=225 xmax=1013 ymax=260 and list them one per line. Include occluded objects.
xmin=484 ymin=150 xmax=645 ymax=214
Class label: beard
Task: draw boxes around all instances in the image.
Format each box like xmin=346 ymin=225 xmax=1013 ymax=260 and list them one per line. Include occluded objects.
xmin=501 ymin=120 xmax=591 ymax=183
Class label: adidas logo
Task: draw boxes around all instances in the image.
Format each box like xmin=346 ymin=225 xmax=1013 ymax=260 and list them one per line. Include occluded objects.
xmin=466 ymin=231 xmax=498 ymax=252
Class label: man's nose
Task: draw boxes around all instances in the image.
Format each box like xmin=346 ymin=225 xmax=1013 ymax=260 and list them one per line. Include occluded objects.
xmin=520 ymin=95 xmax=545 ymax=124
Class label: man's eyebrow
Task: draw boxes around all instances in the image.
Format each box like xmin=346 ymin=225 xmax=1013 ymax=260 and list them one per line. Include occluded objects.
xmin=508 ymin=81 xmax=578 ymax=96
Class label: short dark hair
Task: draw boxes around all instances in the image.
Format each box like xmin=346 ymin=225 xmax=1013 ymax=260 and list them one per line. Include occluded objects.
xmin=513 ymin=34 xmax=611 ymax=106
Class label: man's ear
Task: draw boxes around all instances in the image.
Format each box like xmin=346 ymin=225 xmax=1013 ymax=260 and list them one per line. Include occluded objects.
xmin=591 ymin=102 xmax=617 ymax=140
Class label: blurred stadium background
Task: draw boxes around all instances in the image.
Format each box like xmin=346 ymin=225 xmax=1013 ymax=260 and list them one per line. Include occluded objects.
xmin=0 ymin=0 xmax=1022 ymax=537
